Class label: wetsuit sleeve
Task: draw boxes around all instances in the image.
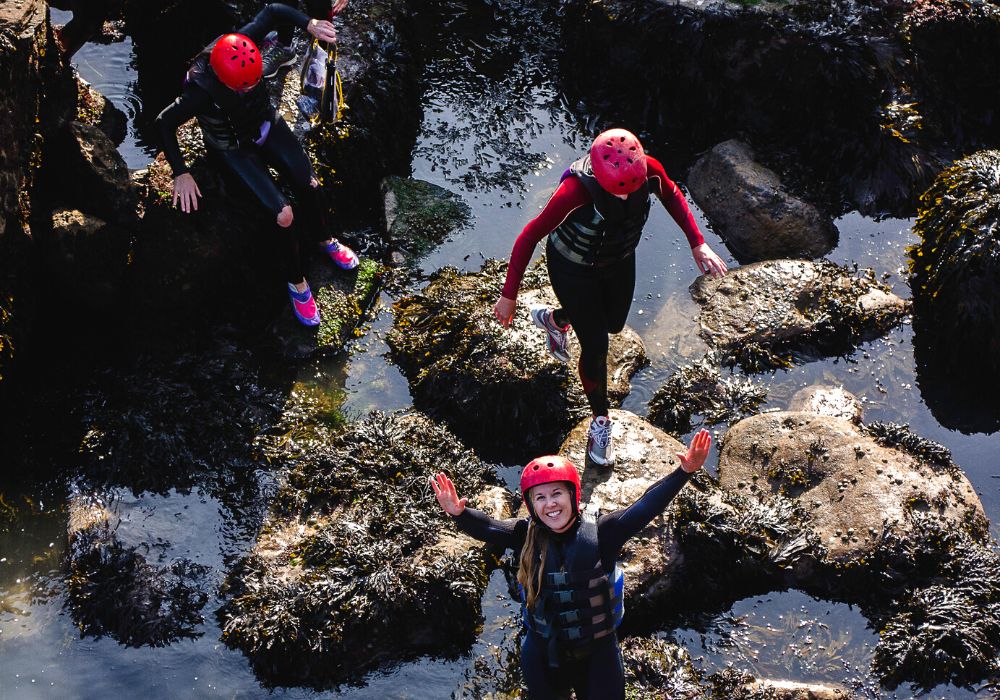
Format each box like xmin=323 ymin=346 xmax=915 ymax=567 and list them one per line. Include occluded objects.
xmin=237 ymin=3 xmax=311 ymax=43
xmin=597 ymin=467 xmax=693 ymax=558
xmin=501 ymin=177 xmax=593 ymax=300
xmin=452 ymin=508 xmax=522 ymax=550
xmin=647 ymin=156 xmax=705 ymax=249
xmin=154 ymin=85 xmax=214 ymax=177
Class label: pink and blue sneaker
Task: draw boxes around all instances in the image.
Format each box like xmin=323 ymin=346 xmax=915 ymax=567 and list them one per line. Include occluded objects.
xmin=321 ymin=239 xmax=359 ymax=270
xmin=287 ymin=282 xmax=320 ymax=327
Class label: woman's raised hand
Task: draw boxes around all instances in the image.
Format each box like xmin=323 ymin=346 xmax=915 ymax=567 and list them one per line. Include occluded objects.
xmin=493 ymin=296 xmax=516 ymax=327
xmin=172 ymin=173 xmax=202 ymax=213
xmin=676 ymin=428 xmax=712 ymax=473
xmin=307 ymin=18 xmax=338 ymax=43
xmin=431 ymin=472 xmax=467 ymax=516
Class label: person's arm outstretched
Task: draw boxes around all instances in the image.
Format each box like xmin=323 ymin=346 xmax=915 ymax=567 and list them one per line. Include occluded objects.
xmin=237 ymin=3 xmax=337 ymax=44
xmin=598 ymin=429 xmax=712 ymax=554
xmin=431 ymin=472 xmax=521 ymax=549
xmin=646 ymin=157 xmax=727 ymax=278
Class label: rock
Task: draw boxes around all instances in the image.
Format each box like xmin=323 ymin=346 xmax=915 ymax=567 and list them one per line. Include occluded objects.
xmin=647 ymin=353 xmax=767 ymax=435
xmin=622 ymin=637 xmax=703 ymax=699
xmin=75 ymin=76 xmax=127 ymax=145
xmin=719 ymin=412 xmax=986 ymax=565
xmin=687 ymin=140 xmax=838 ymax=262
xmin=66 ymin=491 xmax=209 ymax=647
xmin=381 ymin=176 xmax=470 ymax=258
xmin=47 ymin=120 xmax=137 ymax=224
xmin=710 ymin=670 xmax=853 ymax=699
xmin=220 ymin=411 xmax=513 ymax=686
xmin=559 ymin=409 xmax=689 ymax=623
xmin=910 ymin=150 xmax=1000 ymax=434
xmin=690 ymin=259 xmax=909 ymax=372
xmin=42 ymin=208 xmax=129 ymax=310
xmin=788 ymin=385 xmax=862 ymax=424
xmin=388 ymin=259 xmax=647 ymax=457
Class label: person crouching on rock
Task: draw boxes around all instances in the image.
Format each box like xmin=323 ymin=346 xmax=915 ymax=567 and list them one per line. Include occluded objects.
xmin=155 ymin=3 xmax=359 ymax=327
xmin=431 ymin=429 xmax=711 ymax=700
xmin=492 ymin=129 xmax=727 ymax=468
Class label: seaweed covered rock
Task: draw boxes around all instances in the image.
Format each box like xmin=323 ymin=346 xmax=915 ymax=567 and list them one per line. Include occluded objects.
xmin=220 ymin=411 xmax=512 ymax=686
xmin=388 ymin=259 xmax=647 ymax=456
xmin=788 ymin=385 xmax=862 ymax=424
xmin=622 ymin=637 xmax=703 ymax=699
xmin=909 ymin=150 xmax=1000 ymax=433
xmin=381 ymin=175 xmax=470 ymax=262
xmin=718 ymin=412 xmax=987 ymax=568
xmin=691 ymin=259 xmax=908 ymax=372
xmin=903 ymin=0 xmax=1000 ymax=146
xmin=647 ymin=353 xmax=767 ymax=436
xmin=687 ymin=140 xmax=838 ymax=263
xmin=66 ymin=491 xmax=210 ymax=646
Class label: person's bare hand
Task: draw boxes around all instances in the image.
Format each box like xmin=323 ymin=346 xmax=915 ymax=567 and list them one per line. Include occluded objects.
xmin=692 ymin=243 xmax=728 ymax=277
xmin=172 ymin=173 xmax=202 ymax=213
xmin=676 ymin=428 xmax=712 ymax=473
xmin=494 ymin=296 xmax=516 ymax=327
xmin=307 ymin=18 xmax=337 ymax=43
xmin=330 ymin=0 xmax=348 ymax=16
xmin=431 ymin=472 xmax=467 ymax=516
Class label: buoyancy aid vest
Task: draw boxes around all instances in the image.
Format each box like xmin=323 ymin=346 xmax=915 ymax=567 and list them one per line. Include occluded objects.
xmin=187 ymin=40 xmax=276 ymax=152
xmin=548 ymin=155 xmax=652 ymax=267
xmin=520 ymin=515 xmax=625 ymax=664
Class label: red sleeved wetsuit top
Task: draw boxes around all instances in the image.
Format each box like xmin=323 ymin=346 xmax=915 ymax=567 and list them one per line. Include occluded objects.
xmin=501 ymin=156 xmax=704 ymax=300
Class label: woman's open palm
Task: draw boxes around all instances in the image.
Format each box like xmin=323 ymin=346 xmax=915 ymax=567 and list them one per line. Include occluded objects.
xmin=431 ymin=472 xmax=467 ymax=516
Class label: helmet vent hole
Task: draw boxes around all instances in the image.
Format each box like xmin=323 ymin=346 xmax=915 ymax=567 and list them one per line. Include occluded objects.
xmin=532 ymin=465 xmax=539 ymax=471
xmin=603 ymin=154 xmax=610 ymax=160
xmin=618 ymin=181 xmax=625 ymax=187
xmin=547 ymin=462 xmax=554 ymax=467
xmin=619 ymin=136 xmax=626 ymax=142
xmin=629 ymin=146 xmax=637 ymax=151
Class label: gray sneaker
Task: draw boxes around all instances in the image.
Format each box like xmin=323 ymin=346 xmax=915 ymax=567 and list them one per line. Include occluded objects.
xmin=530 ymin=306 xmax=571 ymax=363
xmin=586 ymin=415 xmax=615 ymax=467
xmin=261 ymin=37 xmax=298 ymax=79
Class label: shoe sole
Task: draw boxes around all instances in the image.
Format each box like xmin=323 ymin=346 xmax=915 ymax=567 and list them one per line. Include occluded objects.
xmin=585 ymin=450 xmax=615 ymax=469
xmin=530 ymin=307 xmax=571 ymax=363
xmin=262 ymin=54 xmax=297 ymax=79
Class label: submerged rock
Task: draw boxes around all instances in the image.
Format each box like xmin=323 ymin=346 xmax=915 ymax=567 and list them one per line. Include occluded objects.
xmin=381 ymin=175 xmax=470 ymax=261
xmin=647 ymin=353 xmax=767 ymax=436
xmin=691 ymin=259 xmax=908 ymax=372
xmin=687 ymin=140 xmax=838 ymax=263
xmin=220 ymin=411 xmax=512 ymax=686
xmin=66 ymin=491 xmax=209 ymax=647
xmin=388 ymin=259 xmax=647 ymax=457
xmin=910 ymin=150 xmax=1000 ymax=434
xmin=788 ymin=385 xmax=862 ymax=424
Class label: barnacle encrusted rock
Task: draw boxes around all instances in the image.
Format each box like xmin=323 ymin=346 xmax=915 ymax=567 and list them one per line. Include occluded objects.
xmin=909 ymin=149 xmax=1000 ymax=433
xmin=220 ymin=411 xmax=512 ymax=686
xmin=388 ymin=259 xmax=647 ymax=457
xmin=691 ymin=259 xmax=908 ymax=372
xmin=788 ymin=385 xmax=863 ymax=424
xmin=687 ymin=140 xmax=838 ymax=263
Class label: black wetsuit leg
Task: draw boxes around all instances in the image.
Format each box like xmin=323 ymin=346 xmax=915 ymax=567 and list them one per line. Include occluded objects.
xmin=572 ymin=636 xmax=625 ymax=700
xmin=520 ymin=632 xmax=570 ymax=699
xmin=545 ymin=239 xmax=636 ymax=416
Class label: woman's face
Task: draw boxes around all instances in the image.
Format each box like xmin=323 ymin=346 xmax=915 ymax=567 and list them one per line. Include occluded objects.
xmin=530 ymin=481 xmax=575 ymax=532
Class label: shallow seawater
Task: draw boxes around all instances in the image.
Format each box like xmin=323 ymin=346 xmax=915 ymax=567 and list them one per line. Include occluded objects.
xmin=3 ymin=3 xmax=1000 ymax=699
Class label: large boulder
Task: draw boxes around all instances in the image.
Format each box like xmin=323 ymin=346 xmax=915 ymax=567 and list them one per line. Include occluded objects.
xmin=691 ymin=259 xmax=908 ymax=372
xmin=909 ymin=150 xmax=1000 ymax=434
xmin=388 ymin=259 xmax=647 ymax=457
xmin=687 ymin=140 xmax=838 ymax=263
xmin=220 ymin=411 xmax=512 ymax=686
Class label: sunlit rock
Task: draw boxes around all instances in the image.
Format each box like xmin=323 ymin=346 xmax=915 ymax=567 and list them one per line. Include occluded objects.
xmin=388 ymin=260 xmax=647 ymax=457
xmin=691 ymin=259 xmax=908 ymax=372
xmin=910 ymin=150 xmax=1000 ymax=434
xmin=688 ymin=140 xmax=838 ymax=263
xmin=220 ymin=411 xmax=512 ymax=686
xmin=709 ymin=670 xmax=854 ymax=699
xmin=788 ymin=384 xmax=862 ymax=424
xmin=75 ymin=76 xmax=127 ymax=145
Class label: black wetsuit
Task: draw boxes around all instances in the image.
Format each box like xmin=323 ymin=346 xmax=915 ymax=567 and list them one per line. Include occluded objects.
xmin=154 ymin=3 xmax=331 ymax=284
xmin=274 ymin=0 xmax=331 ymax=45
xmin=452 ymin=466 xmax=693 ymax=699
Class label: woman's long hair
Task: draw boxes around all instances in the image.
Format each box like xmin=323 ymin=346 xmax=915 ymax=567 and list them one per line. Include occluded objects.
xmin=517 ymin=518 xmax=549 ymax=611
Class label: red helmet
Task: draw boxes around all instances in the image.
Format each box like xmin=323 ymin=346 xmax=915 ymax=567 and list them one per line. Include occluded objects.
xmin=590 ymin=128 xmax=647 ymax=196
xmin=210 ymin=34 xmax=262 ymax=91
xmin=520 ymin=455 xmax=581 ymax=520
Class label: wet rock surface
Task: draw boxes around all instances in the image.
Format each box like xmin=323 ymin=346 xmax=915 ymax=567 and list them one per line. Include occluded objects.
xmin=647 ymin=353 xmax=768 ymax=436
xmin=910 ymin=149 xmax=1000 ymax=434
xmin=788 ymin=385 xmax=863 ymax=424
xmin=42 ymin=207 xmax=130 ymax=311
xmin=75 ymin=76 xmax=127 ymax=145
xmin=381 ymin=175 xmax=470 ymax=262
xmin=709 ymin=670 xmax=853 ymax=700
xmin=220 ymin=411 xmax=512 ymax=686
xmin=691 ymin=259 xmax=909 ymax=372
xmin=688 ymin=140 xmax=838 ymax=263
xmin=388 ymin=259 xmax=647 ymax=457
xmin=621 ymin=637 xmax=702 ymax=699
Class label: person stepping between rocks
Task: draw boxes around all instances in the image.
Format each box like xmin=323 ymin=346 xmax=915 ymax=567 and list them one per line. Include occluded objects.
xmin=155 ymin=3 xmax=359 ymax=328
xmin=493 ymin=129 xmax=728 ymax=467
xmin=431 ymin=429 xmax=711 ymax=700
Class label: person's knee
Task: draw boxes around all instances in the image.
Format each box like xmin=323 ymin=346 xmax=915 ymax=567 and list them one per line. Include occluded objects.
xmin=277 ymin=205 xmax=294 ymax=227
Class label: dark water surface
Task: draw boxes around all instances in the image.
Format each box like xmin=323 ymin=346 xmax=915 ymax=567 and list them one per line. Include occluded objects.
xmin=2 ymin=4 xmax=998 ymax=699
